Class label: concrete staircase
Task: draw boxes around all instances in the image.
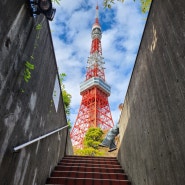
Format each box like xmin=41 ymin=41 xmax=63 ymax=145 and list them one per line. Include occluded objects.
xmin=46 ymin=155 xmax=131 ymax=185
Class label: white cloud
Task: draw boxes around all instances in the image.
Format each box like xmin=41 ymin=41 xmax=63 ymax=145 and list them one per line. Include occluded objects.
xmin=50 ymin=0 xmax=147 ymax=126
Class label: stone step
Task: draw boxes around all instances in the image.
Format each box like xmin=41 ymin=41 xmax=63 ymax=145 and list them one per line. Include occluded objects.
xmin=64 ymin=155 xmax=117 ymax=160
xmin=61 ymin=158 xmax=119 ymax=165
xmin=46 ymin=177 xmax=131 ymax=185
xmin=58 ymin=161 xmax=121 ymax=168
xmin=54 ymin=165 xmax=124 ymax=173
xmin=51 ymin=170 xmax=128 ymax=180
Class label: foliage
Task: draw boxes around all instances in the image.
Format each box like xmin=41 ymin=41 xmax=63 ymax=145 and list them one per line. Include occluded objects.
xmin=103 ymin=0 xmax=152 ymax=13
xmin=140 ymin=0 xmax=151 ymax=13
xmin=75 ymin=147 xmax=104 ymax=156
xmin=59 ymin=73 xmax=72 ymax=128
xmin=24 ymin=61 xmax=34 ymax=82
xmin=84 ymin=127 xmax=104 ymax=149
xmin=52 ymin=0 xmax=61 ymax=5
xmin=35 ymin=23 xmax=42 ymax=30
xmin=103 ymin=0 xmax=124 ymax=9
xmin=23 ymin=23 xmax=42 ymax=83
xmin=74 ymin=127 xmax=105 ymax=156
xmin=59 ymin=73 xmax=66 ymax=89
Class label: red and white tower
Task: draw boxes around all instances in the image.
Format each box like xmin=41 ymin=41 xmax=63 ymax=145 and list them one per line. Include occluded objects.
xmin=70 ymin=5 xmax=114 ymax=148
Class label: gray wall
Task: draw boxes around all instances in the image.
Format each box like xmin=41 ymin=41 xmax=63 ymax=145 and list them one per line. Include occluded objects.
xmin=0 ymin=1 xmax=73 ymax=185
xmin=118 ymin=0 xmax=185 ymax=185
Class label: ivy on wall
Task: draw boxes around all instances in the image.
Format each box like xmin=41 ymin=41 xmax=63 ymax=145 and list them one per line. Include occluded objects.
xmin=23 ymin=23 xmax=42 ymax=83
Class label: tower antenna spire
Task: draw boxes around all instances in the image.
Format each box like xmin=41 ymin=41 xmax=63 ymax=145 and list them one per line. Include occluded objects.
xmin=95 ymin=3 xmax=100 ymax=26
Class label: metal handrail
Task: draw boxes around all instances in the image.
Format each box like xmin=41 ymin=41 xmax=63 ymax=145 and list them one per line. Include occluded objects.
xmin=13 ymin=125 xmax=69 ymax=152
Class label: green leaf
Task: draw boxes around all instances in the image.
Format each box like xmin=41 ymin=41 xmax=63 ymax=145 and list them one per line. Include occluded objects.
xmin=36 ymin=24 xmax=42 ymax=30
xmin=52 ymin=0 xmax=61 ymax=5
xmin=25 ymin=61 xmax=34 ymax=70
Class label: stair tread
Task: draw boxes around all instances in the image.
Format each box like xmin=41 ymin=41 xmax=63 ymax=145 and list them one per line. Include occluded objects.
xmin=55 ymin=166 xmax=124 ymax=173
xmin=51 ymin=170 xmax=128 ymax=180
xmin=61 ymin=159 xmax=119 ymax=164
xmin=63 ymin=157 xmax=118 ymax=162
xmin=53 ymin=170 xmax=127 ymax=175
xmin=46 ymin=177 xmax=130 ymax=185
xmin=65 ymin=155 xmax=116 ymax=159
xmin=56 ymin=164 xmax=122 ymax=168
xmin=58 ymin=162 xmax=121 ymax=168
xmin=48 ymin=177 xmax=129 ymax=181
xmin=62 ymin=158 xmax=118 ymax=161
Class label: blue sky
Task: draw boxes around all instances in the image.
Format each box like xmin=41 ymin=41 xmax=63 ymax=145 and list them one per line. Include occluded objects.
xmin=50 ymin=0 xmax=148 ymax=126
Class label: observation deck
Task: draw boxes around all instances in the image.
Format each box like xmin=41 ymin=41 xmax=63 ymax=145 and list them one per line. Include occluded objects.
xmin=80 ymin=77 xmax=111 ymax=95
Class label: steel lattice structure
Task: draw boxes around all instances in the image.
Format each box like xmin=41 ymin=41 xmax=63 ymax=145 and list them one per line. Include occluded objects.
xmin=70 ymin=5 xmax=114 ymax=148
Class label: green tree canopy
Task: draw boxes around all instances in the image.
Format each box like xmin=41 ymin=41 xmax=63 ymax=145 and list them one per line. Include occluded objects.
xmin=103 ymin=0 xmax=152 ymax=13
xmin=59 ymin=73 xmax=72 ymax=128
xmin=74 ymin=127 xmax=104 ymax=156
xmin=84 ymin=127 xmax=104 ymax=149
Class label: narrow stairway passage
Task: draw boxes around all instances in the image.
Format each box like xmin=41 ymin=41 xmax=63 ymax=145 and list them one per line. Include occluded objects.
xmin=46 ymin=155 xmax=131 ymax=185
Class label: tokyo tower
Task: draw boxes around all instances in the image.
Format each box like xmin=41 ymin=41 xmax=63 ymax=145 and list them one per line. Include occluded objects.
xmin=70 ymin=5 xmax=114 ymax=148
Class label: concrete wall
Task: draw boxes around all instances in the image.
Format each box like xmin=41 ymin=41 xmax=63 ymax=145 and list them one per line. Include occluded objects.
xmin=118 ymin=0 xmax=185 ymax=185
xmin=0 ymin=1 xmax=73 ymax=185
